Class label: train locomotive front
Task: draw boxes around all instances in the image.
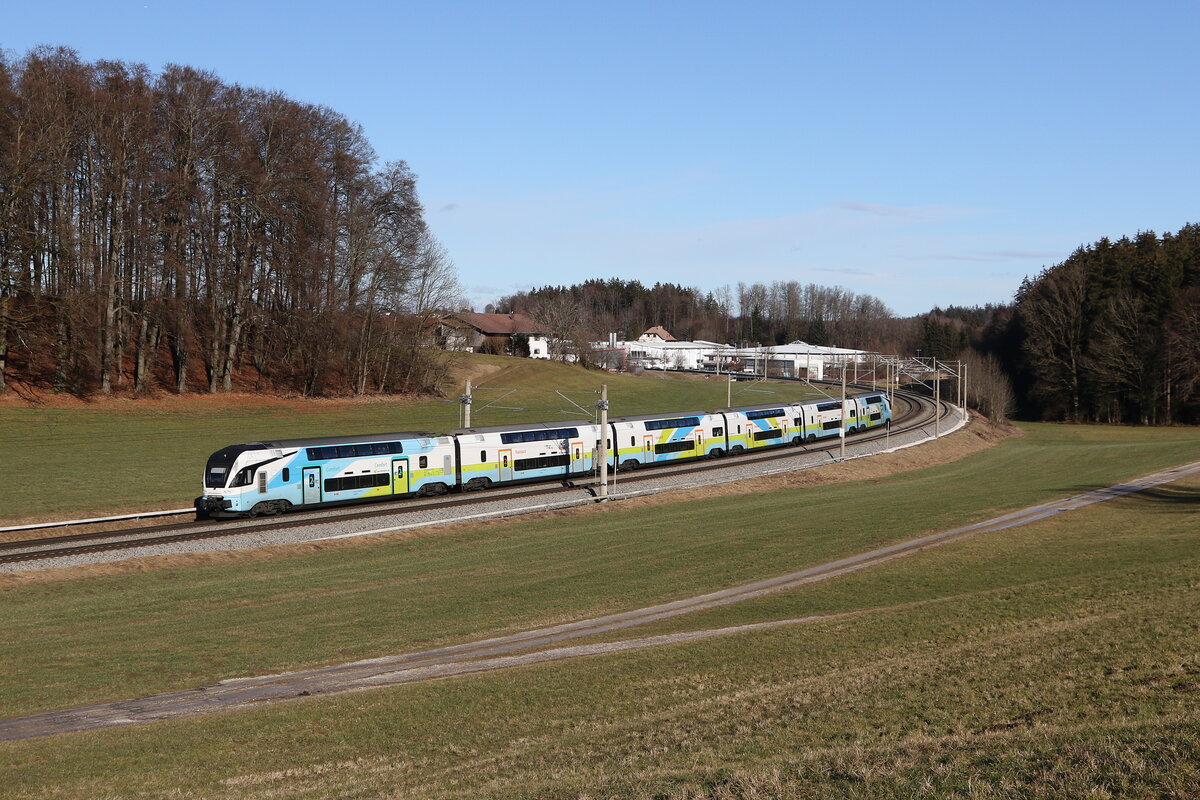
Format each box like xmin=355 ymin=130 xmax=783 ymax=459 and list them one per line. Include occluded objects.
xmin=196 ymin=431 xmax=454 ymax=518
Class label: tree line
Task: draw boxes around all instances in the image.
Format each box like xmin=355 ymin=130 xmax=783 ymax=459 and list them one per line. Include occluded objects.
xmin=985 ymin=225 xmax=1200 ymax=424
xmin=494 ymin=279 xmax=901 ymax=352
xmin=0 ymin=46 xmax=461 ymax=398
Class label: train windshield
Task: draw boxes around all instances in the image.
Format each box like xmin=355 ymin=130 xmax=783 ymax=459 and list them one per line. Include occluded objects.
xmin=204 ymin=445 xmax=266 ymax=489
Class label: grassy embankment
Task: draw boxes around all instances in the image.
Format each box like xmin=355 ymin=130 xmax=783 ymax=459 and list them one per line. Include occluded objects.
xmin=1 ymin=421 xmax=1198 ymax=797
xmin=0 ymin=355 xmax=827 ymax=522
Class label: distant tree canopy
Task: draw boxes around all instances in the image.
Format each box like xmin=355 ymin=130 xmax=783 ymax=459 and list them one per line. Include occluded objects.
xmin=993 ymin=224 xmax=1200 ymax=424
xmin=495 ymin=279 xmax=894 ymax=350
xmin=0 ymin=46 xmax=461 ymax=397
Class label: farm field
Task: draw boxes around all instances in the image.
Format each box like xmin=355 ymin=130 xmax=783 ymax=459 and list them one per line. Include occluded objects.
xmin=0 ymin=355 xmax=831 ymax=523
xmin=1 ymin=420 xmax=1198 ymax=797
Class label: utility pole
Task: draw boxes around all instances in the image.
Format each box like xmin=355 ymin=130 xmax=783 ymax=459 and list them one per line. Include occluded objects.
xmin=461 ymin=379 xmax=473 ymax=428
xmin=597 ymin=384 xmax=609 ymax=500
xmin=961 ymin=362 xmax=967 ymax=412
xmin=840 ymin=360 xmax=847 ymax=460
xmin=727 ymin=375 xmax=732 ymax=407
xmin=934 ymin=366 xmax=941 ymax=438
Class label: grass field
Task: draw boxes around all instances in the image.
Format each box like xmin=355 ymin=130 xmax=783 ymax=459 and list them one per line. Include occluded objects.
xmin=1 ymin=419 xmax=1198 ymax=797
xmin=0 ymin=355 xmax=830 ymax=522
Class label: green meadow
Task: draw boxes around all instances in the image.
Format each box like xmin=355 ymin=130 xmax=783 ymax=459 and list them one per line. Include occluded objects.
xmin=0 ymin=356 xmax=829 ymax=521
xmin=1 ymin=415 xmax=1198 ymax=798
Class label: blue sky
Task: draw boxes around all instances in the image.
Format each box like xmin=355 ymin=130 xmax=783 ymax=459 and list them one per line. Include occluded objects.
xmin=5 ymin=1 xmax=1198 ymax=316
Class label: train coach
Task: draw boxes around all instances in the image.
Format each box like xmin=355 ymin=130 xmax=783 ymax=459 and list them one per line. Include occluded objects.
xmin=608 ymin=411 xmax=726 ymax=469
xmin=451 ymin=419 xmax=603 ymax=490
xmin=196 ymin=391 xmax=892 ymax=518
xmin=196 ymin=431 xmax=456 ymax=518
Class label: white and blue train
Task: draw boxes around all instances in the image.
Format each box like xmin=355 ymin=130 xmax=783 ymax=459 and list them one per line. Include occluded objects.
xmin=195 ymin=392 xmax=891 ymax=518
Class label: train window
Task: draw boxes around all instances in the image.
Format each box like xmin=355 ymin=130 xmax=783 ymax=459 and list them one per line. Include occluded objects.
xmin=865 ymin=396 xmax=883 ymax=405
xmin=481 ymin=450 xmax=487 ymax=463
xmin=334 ymin=445 xmax=352 ymax=458
xmin=745 ymin=409 xmax=784 ymax=420
xmin=645 ymin=417 xmax=700 ymax=430
xmin=323 ymin=473 xmax=390 ymax=492
xmin=501 ymin=427 xmax=580 ymax=444
xmin=282 ymin=468 xmax=290 ymax=482
xmin=370 ymin=443 xmax=387 ymax=455
xmin=419 ymin=456 xmax=428 ymax=469
xmin=816 ymin=402 xmax=841 ymax=412
xmin=514 ymin=454 xmax=569 ymax=471
xmin=822 ymin=420 xmax=841 ymax=430
xmin=712 ymin=427 xmax=724 ymax=436
xmin=630 ymin=436 xmax=635 ymax=447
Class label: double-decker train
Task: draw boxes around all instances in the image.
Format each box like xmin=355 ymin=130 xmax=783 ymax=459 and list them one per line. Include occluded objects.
xmin=195 ymin=392 xmax=891 ymax=519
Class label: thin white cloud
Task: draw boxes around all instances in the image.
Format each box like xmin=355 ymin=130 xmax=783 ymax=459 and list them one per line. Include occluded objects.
xmin=840 ymin=201 xmax=925 ymax=218
xmin=838 ymin=201 xmax=985 ymax=222
xmin=922 ymin=249 xmax=1064 ymax=263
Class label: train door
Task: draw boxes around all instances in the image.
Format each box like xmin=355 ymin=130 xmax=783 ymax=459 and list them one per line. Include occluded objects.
xmin=643 ymin=434 xmax=655 ymax=463
xmin=499 ymin=449 xmax=513 ymax=482
xmin=570 ymin=439 xmax=584 ymax=474
xmin=695 ymin=431 xmax=704 ymax=454
xmin=392 ymin=458 xmax=410 ymax=494
xmin=302 ymin=467 xmax=321 ymax=505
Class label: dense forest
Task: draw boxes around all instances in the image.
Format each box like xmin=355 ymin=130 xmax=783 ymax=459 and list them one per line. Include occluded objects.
xmin=994 ymin=225 xmax=1200 ymax=424
xmin=0 ymin=46 xmax=460 ymax=398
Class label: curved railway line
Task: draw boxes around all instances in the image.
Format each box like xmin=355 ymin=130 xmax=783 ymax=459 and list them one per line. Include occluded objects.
xmin=0 ymin=389 xmax=957 ymax=568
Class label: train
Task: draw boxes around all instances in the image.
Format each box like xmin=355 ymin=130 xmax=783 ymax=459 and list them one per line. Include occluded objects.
xmin=195 ymin=391 xmax=892 ymax=519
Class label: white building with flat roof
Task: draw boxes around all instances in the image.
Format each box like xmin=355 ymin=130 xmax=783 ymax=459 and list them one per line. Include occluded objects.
xmin=708 ymin=341 xmax=870 ymax=381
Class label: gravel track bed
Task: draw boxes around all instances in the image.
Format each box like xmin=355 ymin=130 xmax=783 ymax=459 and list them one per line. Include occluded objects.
xmin=2 ymin=407 xmax=964 ymax=574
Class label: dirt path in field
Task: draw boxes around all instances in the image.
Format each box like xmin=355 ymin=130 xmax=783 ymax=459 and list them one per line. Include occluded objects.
xmin=3 ymin=455 xmax=1199 ymax=742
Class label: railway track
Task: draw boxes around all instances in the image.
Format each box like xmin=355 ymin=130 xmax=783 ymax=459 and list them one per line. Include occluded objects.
xmin=1 ymin=389 xmax=955 ymax=567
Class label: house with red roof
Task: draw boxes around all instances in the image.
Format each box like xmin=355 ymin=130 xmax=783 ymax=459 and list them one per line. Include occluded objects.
xmin=435 ymin=312 xmax=552 ymax=357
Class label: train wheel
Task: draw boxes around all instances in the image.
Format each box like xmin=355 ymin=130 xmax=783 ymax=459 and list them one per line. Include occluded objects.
xmin=620 ymin=459 xmax=639 ymax=471
xmin=806 ymin=434 xmax=816 ymax=443
xmin=730 ymin=445 xmax=745 ymax=455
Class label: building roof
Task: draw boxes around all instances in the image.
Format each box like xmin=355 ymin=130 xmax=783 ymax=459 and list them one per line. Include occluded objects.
xmin=442 ymin=312 xmax=548 ymax=335
xmin=639 ymin=326 xmax=677 ymax=341
xmin=724 ymin=340 xmax=868 ymax=356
